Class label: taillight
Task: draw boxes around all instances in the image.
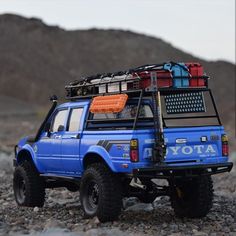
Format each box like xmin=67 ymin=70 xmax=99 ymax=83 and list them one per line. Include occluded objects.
xmin=130 ymin=139 xmax=139 ymax=162
xmin=222 ymin=134 xmax=229 ymax=156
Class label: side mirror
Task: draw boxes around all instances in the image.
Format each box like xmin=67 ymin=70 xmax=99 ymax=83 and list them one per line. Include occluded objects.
xmin=44 ymin=123 xmax=51 ymax=132
xmin=57 ymin=125 xmax=65 ymax=132
xmin=44 ymin=123 xmax=51 ymax=137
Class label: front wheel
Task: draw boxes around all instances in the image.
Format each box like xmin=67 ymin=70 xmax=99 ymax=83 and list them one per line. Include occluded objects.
xmin=170 ymin=175 xmax=213 ymax=218
xmin=80 ymin=163 xmax=122 ymax=222
xmin=13 ymin=161 xmax=45 ymax=207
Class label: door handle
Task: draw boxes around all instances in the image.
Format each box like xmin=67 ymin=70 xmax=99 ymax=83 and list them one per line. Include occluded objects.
xmin=70 ymin=134 xmax=81 ymax=139
xmin=54 ymin=135 xmax=61 ymax=139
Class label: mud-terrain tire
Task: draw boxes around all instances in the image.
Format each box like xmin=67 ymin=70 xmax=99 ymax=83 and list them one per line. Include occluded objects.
xmin=80 ymin=163 xmax=122 ymax=222
xmin=13 ymin=161 xmax=45 ymax=207
xmin=170 ymin=175 xmax=213 ymax=218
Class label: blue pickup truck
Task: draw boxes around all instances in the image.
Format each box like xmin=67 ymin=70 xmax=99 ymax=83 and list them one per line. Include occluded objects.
xmin=13 ymin=63 xmax=233 ymax=222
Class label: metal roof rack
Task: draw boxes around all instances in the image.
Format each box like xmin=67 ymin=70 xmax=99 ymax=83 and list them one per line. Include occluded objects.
xmin=65 ymin=62 xmax=209 ymax=100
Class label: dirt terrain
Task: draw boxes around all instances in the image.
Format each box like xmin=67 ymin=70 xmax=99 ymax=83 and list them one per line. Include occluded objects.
xmin=0 ymin=150 xmax=236 ymax=236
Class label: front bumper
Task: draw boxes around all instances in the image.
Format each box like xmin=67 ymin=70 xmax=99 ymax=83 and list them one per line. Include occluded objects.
xmin=133 ymin=162 xmax=233 ymax=179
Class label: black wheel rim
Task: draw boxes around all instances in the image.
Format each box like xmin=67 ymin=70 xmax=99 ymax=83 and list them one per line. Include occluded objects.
xmin=15 ymin=175 xmax=26 ymax=204
xmin=83 ymin=180 xmax=99 ymax=215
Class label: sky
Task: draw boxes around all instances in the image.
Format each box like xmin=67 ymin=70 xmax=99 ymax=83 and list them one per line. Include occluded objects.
xmin=0 ymin=0 xmax=235 ymax=63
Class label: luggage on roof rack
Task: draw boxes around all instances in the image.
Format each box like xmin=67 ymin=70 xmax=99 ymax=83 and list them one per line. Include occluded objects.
xmin=186 ymin=63 xmax=205 ymax=87
xmin=65 ymin=62 xmax=209 ymax=100
xmin=164 ymin=62 xmax=190 ymax=87
xmin=131 ymin=70 xmax=173 ymax=89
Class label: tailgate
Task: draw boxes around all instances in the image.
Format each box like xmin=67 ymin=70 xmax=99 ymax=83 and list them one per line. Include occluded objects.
xmin=164 ymin=126 xmax=225 ymax=164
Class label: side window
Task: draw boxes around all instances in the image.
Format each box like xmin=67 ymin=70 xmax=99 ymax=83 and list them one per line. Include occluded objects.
xmin=68 ymin=108 xmax=83 ymax=132
xmin=51 ymin=110 xmax=67 ymax=132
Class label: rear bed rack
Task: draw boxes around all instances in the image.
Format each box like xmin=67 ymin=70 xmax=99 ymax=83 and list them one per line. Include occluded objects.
xmin=65 ymin=62 xmax=212 ymax=164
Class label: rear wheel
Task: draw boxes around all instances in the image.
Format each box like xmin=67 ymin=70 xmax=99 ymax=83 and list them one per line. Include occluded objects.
xmin=13 ymin=161 xmax=45 ymax=207
xmin=170 ymin=175 xmax=213 ymax=218
xmin=80 ymin=163 xmax=122 ymax=222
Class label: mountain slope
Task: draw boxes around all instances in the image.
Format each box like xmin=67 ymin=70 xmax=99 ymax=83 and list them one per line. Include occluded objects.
xmin=0 ymin=14 xmax=235 ymax=130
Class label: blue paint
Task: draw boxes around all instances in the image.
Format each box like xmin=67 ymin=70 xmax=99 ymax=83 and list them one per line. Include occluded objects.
xmin=16 ymin=99 xmax=229 ymax=177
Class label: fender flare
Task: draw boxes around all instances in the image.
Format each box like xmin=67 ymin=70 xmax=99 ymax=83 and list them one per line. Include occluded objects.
xmin=83 ymin=145 xmax=116 ymax=172
xmin=16 ymin=144 xmax=39 ymax=170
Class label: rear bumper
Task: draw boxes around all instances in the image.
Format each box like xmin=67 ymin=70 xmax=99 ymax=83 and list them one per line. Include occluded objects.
xmin=133 ymin=162 xmax=233 ymax=179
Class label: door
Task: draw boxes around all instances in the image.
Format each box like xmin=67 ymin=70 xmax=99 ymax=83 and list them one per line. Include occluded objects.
xmin=34 ymin=132 xmax=52 ymax=173
xmin=36 ymin=109 xmax=68 ymax=173
xmin=61 ymin=107 xmax=84 ymax=175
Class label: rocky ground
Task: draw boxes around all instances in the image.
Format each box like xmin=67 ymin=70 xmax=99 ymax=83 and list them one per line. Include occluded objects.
xmin=0 ymin=150 xmax=236 ymax=236
xmin=0 ymin=115 xmax=236 ymax=236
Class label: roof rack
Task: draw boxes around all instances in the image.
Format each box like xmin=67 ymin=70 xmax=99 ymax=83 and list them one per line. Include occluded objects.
xmin=65 ymin=62 xmax=209 ymax=100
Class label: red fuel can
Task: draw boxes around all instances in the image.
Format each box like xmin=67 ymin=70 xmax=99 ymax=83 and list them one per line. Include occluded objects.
xmin=186 ymin=63 xmax=205 ymax=87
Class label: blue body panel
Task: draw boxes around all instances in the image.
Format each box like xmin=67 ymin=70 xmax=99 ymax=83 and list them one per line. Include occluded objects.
xmin=16 ymin=99 xmax=229 ymax=177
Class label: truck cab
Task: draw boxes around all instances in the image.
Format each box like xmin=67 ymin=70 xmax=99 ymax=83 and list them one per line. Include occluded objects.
xmin=13 ymin=62 xmax=233 ymax=222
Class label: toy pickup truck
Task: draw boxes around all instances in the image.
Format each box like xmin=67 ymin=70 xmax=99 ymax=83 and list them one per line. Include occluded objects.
xmin=13 ymin=62 xmax=233 ymax=222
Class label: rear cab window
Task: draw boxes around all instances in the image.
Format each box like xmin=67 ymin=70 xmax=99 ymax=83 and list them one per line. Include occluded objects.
xmin=87 ymin=98 xmax=154 ymax=130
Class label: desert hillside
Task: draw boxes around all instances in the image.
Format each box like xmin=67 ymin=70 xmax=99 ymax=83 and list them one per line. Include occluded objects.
xmin=0 ymin=13 xmax=235 ymax=143
xmin=0 ymin=13 xmax=235 ymax=236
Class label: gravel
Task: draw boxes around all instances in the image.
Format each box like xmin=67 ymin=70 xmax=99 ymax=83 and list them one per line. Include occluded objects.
xmin=0 ymin=151 xmax=236 ymax=236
